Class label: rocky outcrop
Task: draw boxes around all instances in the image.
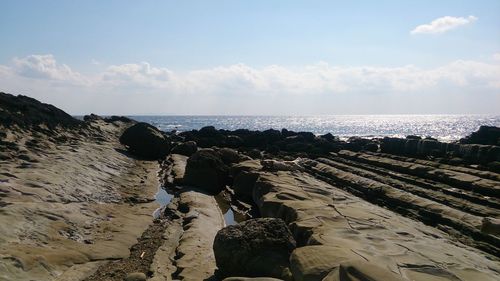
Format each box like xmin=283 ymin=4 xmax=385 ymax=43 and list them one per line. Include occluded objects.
xmin=119 ymin=122 xmax=171 ymax=159
xmin=0 ymin=92 xmax=83 ymax=129
xmin=171 ymin=141 xmax=197 ymax=156
xmin=461 ymin=126 xmax=500 ymax=145
xmin=252 ymin=170 xmax=500 ymax=281
xmin=178 ymin=126 xmax=343 ymax=155
xmin=183 ymin=148 xmax=230 ymax=194
xmin=213 ymin=218 xmax=296 ymax=280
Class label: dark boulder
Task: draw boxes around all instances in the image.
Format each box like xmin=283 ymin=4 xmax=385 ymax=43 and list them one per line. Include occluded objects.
xmin=183 ymin=148 xmax=229 ymax=194
xmin=226 ymin=135 xmax=243 ymax=148
xmin=213 ymin=218 xmax=296 ymax=280
xmin=199 ymin=126 xmax=220 ymax=137
xmin=119 ymin=122 xmax=171 ymax=159
xmin=460 ymin=126 xmax=500 ymax=146
xmin=171 ymin=141 xmax=197 ymax=156
xmin=320 ymin=133 xmax=337 ymax=141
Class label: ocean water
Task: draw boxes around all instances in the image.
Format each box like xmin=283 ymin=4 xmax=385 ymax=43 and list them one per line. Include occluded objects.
xmin=129 ymin=115 xmax=500 ymax=142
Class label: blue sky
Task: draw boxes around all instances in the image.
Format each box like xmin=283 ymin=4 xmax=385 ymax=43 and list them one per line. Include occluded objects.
xmin=0 ymin=0 xmax=499 ymax=114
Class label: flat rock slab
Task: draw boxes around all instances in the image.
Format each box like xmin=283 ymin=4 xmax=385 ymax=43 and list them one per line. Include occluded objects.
xmin=175 ymin=189 xmax=225 ymax=281
xmin=253 ymin=171 xmax=500 ymax=281
xmin=0 ymin=121 xmax=159 ymax=281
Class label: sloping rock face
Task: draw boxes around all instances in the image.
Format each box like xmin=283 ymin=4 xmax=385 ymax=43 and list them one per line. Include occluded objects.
xmin=119 ymin=122 xmax=171 ymax=159
xmin=252 ymin=170 xmax=500 ymax=281
xmin=0 ymin=92 xmax=83 ymax=129
xmin=214 ymin=218 xmax=296 ymax=280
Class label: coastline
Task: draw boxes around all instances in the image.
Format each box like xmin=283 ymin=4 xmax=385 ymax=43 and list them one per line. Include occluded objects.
xmin=1 ymin=93 xmax=499 ymax=281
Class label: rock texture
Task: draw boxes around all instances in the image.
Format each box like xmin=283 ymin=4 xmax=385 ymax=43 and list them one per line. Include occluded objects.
xmin=252 ymin=170 xmax=500 ymax=281
xmin=214 ymin=218 xmax=296 ymax=280
xmin=0 ymin=112 xmax=159 ymax=281
xmin=183 ymin=148 xmax=230 ymax=194
xmin=119 ymin=122 xmax=171 ymax=159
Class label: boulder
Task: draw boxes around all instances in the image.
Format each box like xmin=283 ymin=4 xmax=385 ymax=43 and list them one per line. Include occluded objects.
xmin=183 ymin=149 xmax=229 ymax=194
xmin=222 ymin=277 xmax=283 ymax=281
xmin=460 ymin=126 xmax=500 ymax=145
xmin=218 ymin=147 xmax=246 ymax=165
xmin=119 ymin=122 xmax=170 ymax=159
xmin=213 ymin=218 xmax=296 ymax=280
xmin=320 ymin=133 xmax=336 ymax=141
xmin=171 ymin=141 xmax=197 ymax=156
xmin=124 ymin=272 xmax=147 ymax=281
xmin=226 ymin=135 xmax=244 ymax=148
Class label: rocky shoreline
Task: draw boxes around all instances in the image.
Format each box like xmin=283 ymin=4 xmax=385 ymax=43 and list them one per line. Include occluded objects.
xmin=0 ymin=92 xmax=499 ymax=281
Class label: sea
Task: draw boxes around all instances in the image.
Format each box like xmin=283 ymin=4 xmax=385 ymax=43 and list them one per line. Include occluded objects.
xmin=127 ymin=115 xmax=500 ymax=142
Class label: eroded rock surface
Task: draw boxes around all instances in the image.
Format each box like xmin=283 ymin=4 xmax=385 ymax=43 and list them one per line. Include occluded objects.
xmin=214 ymin=218 xmax=295 ymax=280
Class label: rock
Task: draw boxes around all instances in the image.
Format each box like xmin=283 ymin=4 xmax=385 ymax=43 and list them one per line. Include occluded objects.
xmin=320 ymin=133 xmax=336 ymax=141
xmin=119 ymin=122 xmax=171 ymax=159
xmin=104 ymin=115 xmax=134 ymax=123
xmin=218 ymin=147 xmax=245 ymax=165
xmin=124 ymin=272 xmax=146 ymax=281
xmin=83 ymin=113 xmax=103 ymax=122
xmin=0 ymin=92 xmax=83 ymax=129
xmin=364 ymin=142 xmax=378 ymax=152
xmin=226 ymin=135 xmax=244 ymax=148
xmin=222 ymin=277 xmax=283 ymax=281
xmin=460 ymin=126 xmax=500 ymax=145
xmin=233 ymin=171 xmax=260 ymax=202
xmin=199 ymin=126 xmax=220 ymax=137
xmin=213 ymin=218 xmax=296 ymax=280
xmin=481 ymin=217 xmax=500 ymax=236
xmin=261 ymin=159 xmax=303 ymax=172
xmin=247 ymin=149 xmax=262 ymax=159
xmin=183 ymin=149 xmax=229 ymax=194
xmin=171 ymin=141 xmax=197 ymax=156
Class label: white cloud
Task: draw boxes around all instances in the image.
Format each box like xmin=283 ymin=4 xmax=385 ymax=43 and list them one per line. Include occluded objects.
xmin=493 ymin=53 xmax=500 ymax=61
xmin=11 ymin=54 xmax=86 ymax=84
xmin=1 ymin=54 xmax=499 ymax=114
xmin=101 ymin=62 xmax=174 ymax=88
xmin=411 ymin=15 xmax=477 ymax=34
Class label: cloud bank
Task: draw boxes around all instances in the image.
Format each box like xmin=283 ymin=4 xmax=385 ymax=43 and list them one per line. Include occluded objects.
xmin=1 ymin=54 xmax=499 ymax=114
xmin=411 ymin=16 xmax=477 ymax=34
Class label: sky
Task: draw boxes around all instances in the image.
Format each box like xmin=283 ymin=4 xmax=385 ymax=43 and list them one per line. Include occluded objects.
xmin=0 ymin=0 xmax=499 ymax=115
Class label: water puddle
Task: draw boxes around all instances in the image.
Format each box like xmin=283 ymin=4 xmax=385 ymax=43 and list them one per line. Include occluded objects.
xmin=215 ymin=192 xmax=244 ymax=226
xmin=223 ymin=208 xmax=237 ymax=226
xmin=152 ymin=186 xmax=174 ymax=219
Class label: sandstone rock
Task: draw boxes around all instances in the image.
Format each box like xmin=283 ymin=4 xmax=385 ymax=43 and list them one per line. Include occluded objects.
xmin=481 ymin=217 xmax=500 ymax=236
xmin=222 ymin=277 xmax=283 ymax=281
xmin=290 ymin=246 xmax=401 ymax=281
xmin=171 ymin=141 xmax=197 ymax=156
xmin=213 ymin=218 xmax=296 ymax=280
xmin=183 ymin=149 xmax=229 ymax=194
xmin=119 ymin=122 xmax=170 ymax=159
xmin=124 ymin=272 xmax=146 ymax=281
xmin=261 ymin=159 xmax=303 ymax=172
